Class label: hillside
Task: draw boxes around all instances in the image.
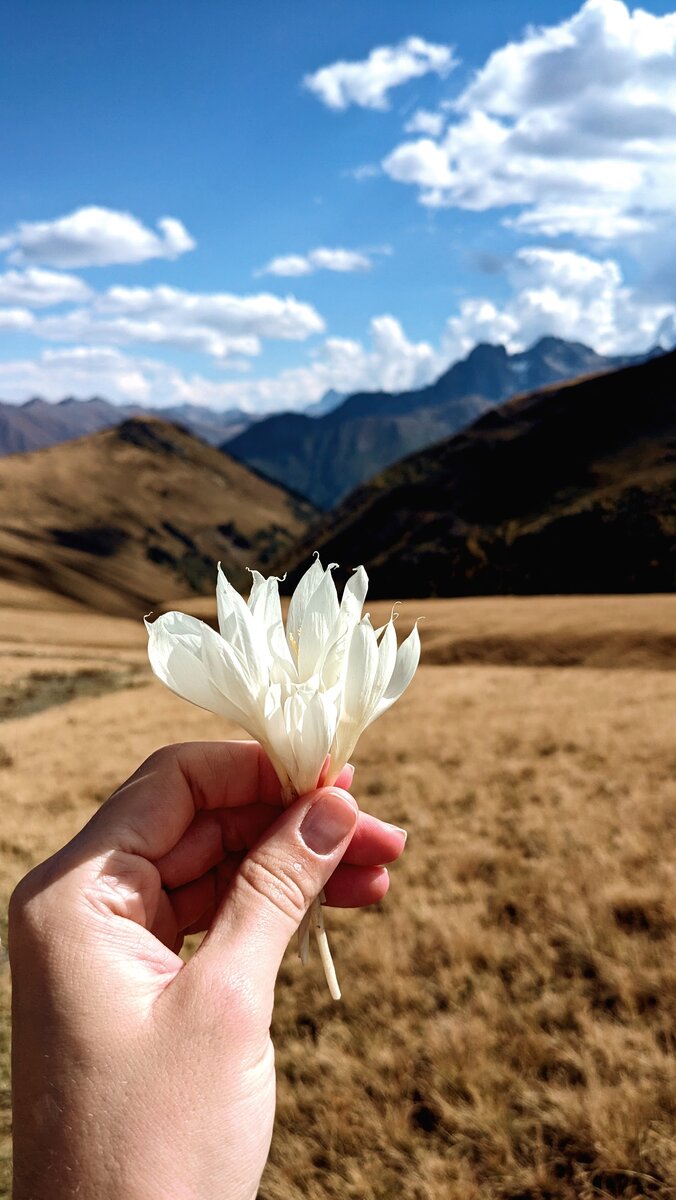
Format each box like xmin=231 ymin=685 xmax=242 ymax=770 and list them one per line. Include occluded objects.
xmin=226 ymin=337 xmax=650 ymax=509
xmin=0 ymin=417 xmax=316 ymax=616
xmin=281 ymin=349 xmax=676 ymax=597
xmin=0 ymin=395 xmax=251 ymax=456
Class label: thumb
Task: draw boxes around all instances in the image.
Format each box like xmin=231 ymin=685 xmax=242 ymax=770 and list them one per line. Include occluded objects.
xmin=197 ymin=787 xmax=358 ymax=993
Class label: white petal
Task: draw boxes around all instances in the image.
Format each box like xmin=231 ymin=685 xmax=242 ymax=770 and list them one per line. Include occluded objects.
xmin=297 ymin=565 xmax=340 ymax=680
xmin=368 ymin=619 xmax=397 ymax=716
xmin=318 ymin=565 xmax=369 ymax=688
xmin=340 ymin=566 xmax=368 ymax=624
xmin=146 ymin=612 xmax=248 ymax=724
xmin=342 ymin=616 xmax=379 ymax=723
xmin=248 ymin=570 xmax=297 ymax=678
xmin=286 ymin=555 xmax=325 ymax=660
xmin=260 ymin=684 xmax=297 ymax=783
xmin=287 ymin=691 xmax=337 ymax=795
xmin=217 ymin=565 xmax=270 ymax=680
xmin=200 ymin=621 xmax=265 ymax=726
xmin=373 ymin=622 xmax=421 ymax=721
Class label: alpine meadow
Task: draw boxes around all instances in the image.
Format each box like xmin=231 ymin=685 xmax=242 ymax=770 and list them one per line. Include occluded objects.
xmin=2 ymin=1 xmax=676 ymax=1197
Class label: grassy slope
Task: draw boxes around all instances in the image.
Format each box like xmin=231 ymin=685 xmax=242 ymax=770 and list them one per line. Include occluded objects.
xmin=1 ymin=591 xmax=675 ymax=1198
xmin=0 ymin=418 xmax=315 ymax=617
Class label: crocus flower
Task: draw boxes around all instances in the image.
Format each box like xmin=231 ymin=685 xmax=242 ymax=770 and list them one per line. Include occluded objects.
xmin=145 ymin=555 xmax=420 ymax=997
xmin=146 ymin=556 xmax=420 ymax=796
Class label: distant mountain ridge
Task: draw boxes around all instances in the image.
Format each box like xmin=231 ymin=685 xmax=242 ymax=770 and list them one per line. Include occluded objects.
xmin=281 ymin=348 xmax=675 ymax=597
xmin=226 ymin=337 xmax=654 ymax=509
xmin=0 ymin=395 xmax=252 ymax=457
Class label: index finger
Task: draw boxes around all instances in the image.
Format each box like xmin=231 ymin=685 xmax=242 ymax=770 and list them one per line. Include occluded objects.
xmin=81 ymin=741 xmax=353 ymax=863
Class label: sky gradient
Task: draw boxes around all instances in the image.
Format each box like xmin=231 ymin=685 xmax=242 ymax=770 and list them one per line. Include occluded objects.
xmin=2 ymin=0 xmax=676 ymax=411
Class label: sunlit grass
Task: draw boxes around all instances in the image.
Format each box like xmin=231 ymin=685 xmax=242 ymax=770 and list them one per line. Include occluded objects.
xmin=2 ymin=594 xmax=675 ymax=1199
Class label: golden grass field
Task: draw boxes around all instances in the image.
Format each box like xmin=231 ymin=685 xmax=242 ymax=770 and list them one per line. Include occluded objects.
xmin=1 ymin=582 xmax=675 ymax=1199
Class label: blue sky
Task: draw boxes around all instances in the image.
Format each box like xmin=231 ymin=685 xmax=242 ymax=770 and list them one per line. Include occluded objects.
xmin=1 ymin=0 xmax=675 ymax=410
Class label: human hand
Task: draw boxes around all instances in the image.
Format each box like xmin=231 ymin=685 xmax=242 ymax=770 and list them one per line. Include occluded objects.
xmin=9 ymin=741 xmax=406 ymax=1200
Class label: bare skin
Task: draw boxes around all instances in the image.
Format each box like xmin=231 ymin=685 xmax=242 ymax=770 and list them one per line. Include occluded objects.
xmin=9 ymin=740 xmax=406 ymax=1200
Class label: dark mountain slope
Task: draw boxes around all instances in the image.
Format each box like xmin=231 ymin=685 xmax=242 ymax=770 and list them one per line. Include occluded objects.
xmin=226 ymin=337 xmax=650 ymax=508
xmin=281 ymin=349 xmax=675 ymax=597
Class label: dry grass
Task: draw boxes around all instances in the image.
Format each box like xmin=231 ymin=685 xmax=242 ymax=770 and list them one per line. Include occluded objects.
xmin=1 ymin=590 xmax=675 ymax=1199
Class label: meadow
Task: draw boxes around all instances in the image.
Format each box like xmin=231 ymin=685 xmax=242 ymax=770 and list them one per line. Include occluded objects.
xmin=1 ymin=583 xmax=675 ymax=1198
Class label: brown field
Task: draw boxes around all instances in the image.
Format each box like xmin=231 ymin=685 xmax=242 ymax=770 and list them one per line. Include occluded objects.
xmin=1 ymin=587 xmax=675 ymax=1199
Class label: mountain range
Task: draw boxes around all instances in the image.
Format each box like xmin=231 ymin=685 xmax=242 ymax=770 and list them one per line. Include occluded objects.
xmin=281 ymin=348 xmax=675 ymax=597
xmin=0 ymin=417 xmax=316 ymax=616
xmin=0 ymin=395 xmax=252 ymax=457
xmin=225 ymin=337 xmax=654 ymax=509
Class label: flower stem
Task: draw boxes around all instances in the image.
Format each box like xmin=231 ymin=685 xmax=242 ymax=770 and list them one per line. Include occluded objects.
xmin=280 ymin=775 xmax=342 ymax=1000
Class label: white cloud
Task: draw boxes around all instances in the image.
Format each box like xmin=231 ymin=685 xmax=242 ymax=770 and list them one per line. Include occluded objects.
xmin=304 ymin=37 xmax=456 ymax=111
xmin=0 ymin=346 xmax=163 ymax=404
xmin=382 ymin=0 xmax=676 ymax=238
xmin=19 ymin=284 xmax=325 ymax=361
xmin=258 ymin=254 xmax=314 ymax=278
xmin=404 ymin=109 xmax=445 ymax=136
xmin=0 ymin=308 xmax=35 ymax=332
xmin=442 ymin=246 xmax=676 ymax=360
xmin=0 ymin=267 xmax=91 ymax=307
xmin=0 ymin=317 xmax=440 ymax=411
xmin=0 ymin=206 xmax=195 ymax=268
xmin=258 ymin=246 xmax=372 ymax=277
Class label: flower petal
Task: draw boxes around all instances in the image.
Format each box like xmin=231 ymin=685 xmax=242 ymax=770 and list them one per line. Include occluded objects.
xmin=217 ymin=565 xmax=270 ymax=680
xmin=340 ymin=566 xmax=368 ymax=624
xmin=286 ymin=691 xmax=337 ymax=796
xmin=146 ymin=612 xmax=248 ymax=723
xmin=373 ymin=621 xmax=421 ymax=721
xmin=200 ymin=622 xmax=264 ymax=723
xmin=286 ymin=555 xmax=325 ymax=660
xmin=248 ymin=570 xmax=297 ymax=679
xmin=342 ymin=616 xmax=379 ymax=721
xmin=297 ymin=564 xmax=340 ymax=681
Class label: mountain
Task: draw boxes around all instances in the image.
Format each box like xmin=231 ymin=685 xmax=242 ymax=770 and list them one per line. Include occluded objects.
xmin=280 ymin=349 xmax=675 ymax=598
xmin=0 ymin=395 xmax=131 ymax=456
xmin=225 ymin=337 xmax=650 ymax=509
xmin=0 ymin=395 xmax=252 ymax=456
xmin=148 ymin=403 xmax=252 ymax=446
xmin=303 ymin=389 xmax=346 ymax=417
xmin=0 ymin=417 xmax=316 ymax=617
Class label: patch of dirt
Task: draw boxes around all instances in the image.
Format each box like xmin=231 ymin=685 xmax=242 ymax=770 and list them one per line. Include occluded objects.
xmin=0 ymin=667 xmax=146 ymax=722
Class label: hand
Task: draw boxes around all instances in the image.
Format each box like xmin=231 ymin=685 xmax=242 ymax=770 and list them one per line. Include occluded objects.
xmin=9 ymin=741 xmax=406 ymax=1200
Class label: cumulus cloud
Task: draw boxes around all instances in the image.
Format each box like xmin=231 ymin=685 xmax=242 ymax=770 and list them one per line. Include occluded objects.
xmin=403 ymin=109 xmax=445 ymax=136
xmin=22 ymin=284 xmax=325 ymax=361
xmin=442 ymin=246 xmax=676 ymax=360
xmin=2 ymin=246 xmax=673 ymax=411
xmin=0 ymin=267 xmax=91 ymax=307
xmin=0 ymin=308 xmax=35 ymax=332
xmin=382 ymin=0 xmax=676 ymax=239
xmin=0 ymin=316 xmax=440 ymax=411
xmin=304 ymin=37 xmax=456 ymax=111
xmin=0 ymin=346 xmax=166 ymax=405
xmin=0 ymin=206 xmax=195 ymax=268
xmin=258 ymin=246 xmax=372 ymax=277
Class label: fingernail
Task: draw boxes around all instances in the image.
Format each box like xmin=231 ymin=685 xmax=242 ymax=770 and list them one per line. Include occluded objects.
xmin=386 ymin=822 xmax=408 ymax=843
xmin=300 ymin=792 xmax=357 ymax=855
xmin=343 ymin=763 xmax=355 ymax=787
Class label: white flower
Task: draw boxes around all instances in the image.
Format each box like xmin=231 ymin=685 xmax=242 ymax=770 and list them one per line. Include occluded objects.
xmin=146 ymin=556 xmax=420 ymax=796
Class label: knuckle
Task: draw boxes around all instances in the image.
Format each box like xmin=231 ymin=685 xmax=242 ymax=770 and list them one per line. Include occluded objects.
xmin=238 ymin=850 xmax=312 ymax=924
xmin=8 ymin=868 xmax=52 ymax=946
